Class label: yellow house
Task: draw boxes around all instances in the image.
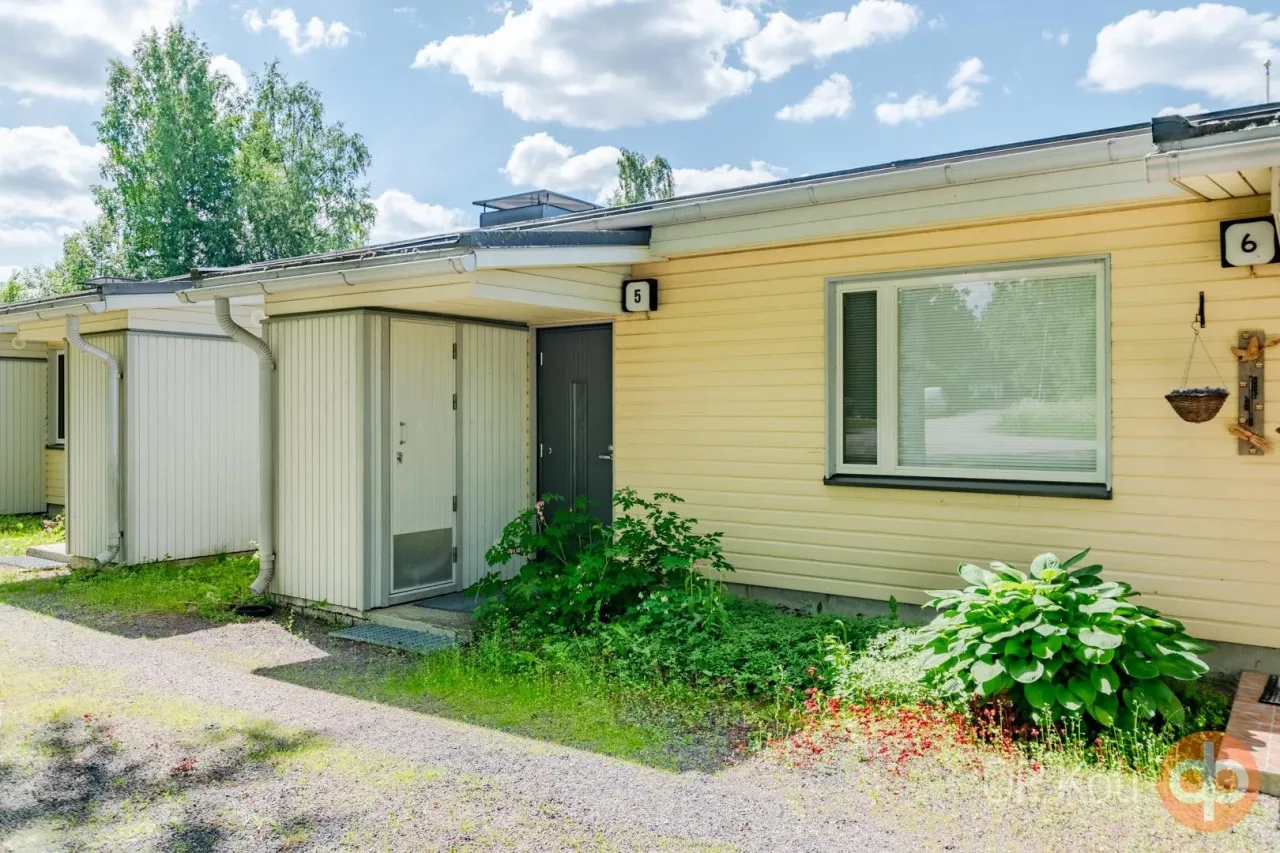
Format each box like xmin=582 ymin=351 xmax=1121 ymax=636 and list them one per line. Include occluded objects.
xmin=178 ymin=107 xmax=1280 ymax=665
xmin=0 ymin=280 xmax=262 ymax=566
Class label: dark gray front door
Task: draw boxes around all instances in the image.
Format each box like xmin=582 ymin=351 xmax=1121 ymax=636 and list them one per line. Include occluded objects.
xmin=537 ymin=325 xmax=613 ymax=523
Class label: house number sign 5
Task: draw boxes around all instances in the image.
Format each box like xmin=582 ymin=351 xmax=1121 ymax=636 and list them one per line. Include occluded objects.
xmin=622 ymin=278 xmax=658 ymax=313
xmin=1220 ymin=217 xmax=1279 ymax=268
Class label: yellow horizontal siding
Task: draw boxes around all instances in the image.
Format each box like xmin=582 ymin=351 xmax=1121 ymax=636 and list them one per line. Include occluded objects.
xmin=45 ymin=447 xmax=65 ymax=506
xmin=619 ymin=195 xmax=1280 ymax=649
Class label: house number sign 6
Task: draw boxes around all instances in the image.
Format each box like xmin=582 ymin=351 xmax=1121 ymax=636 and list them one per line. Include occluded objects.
xmin=1220 ymin=217 xmax=1279 ymax=268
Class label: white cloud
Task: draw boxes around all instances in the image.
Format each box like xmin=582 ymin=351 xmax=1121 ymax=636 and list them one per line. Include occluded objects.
xmin=501 ymin=132 xmax=784 ymax=202
xmin=1041 ymin=29 xmax=1069 ymax=46
xmin=0 ymin=225 xmax=63 ymax=248
xmin=1085 ymin=5 xmax=1279 ymax=100
xmin=927 ymin=15 xmax=945 ymax=30
xmin=415 ymin=0 xmax=760 ymax=130
xmin=17 ymin=97 xmax=32 ymax=107
xmin=209 ymin=55 xmax=248 ymax=93
xmin=1162 ymin=103 xmax=1208 ymax=117
xmin=0 ymin=126 xmax=102 ymax=270
xmin=741 ymin=0 xmax=920 ymax=82
xmin=371 ymin=190 xmax=472 ymax=244
xmin=0 ymin=0 xmax=195 ymax=101
xmin=875 ymin=56 xmax=989 ymax=125
xmin=244 ymin=8 xmax=351 ymax=55
xmin=0 ymin=126 xmax=102 ymax=222
xmin=776 ymin=73 xmax=853 ymax=121
xmin=503 ymin=133 xmax=621 ymax=203
xmin=672 ymin=160 xmax=785 ymax=195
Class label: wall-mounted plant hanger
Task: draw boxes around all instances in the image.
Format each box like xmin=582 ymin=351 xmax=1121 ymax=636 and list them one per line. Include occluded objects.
xmin=1231 ymin=330 xmax=1280 ymax=455
xmin=1165 ymin=299 xmax=1228 ymax=423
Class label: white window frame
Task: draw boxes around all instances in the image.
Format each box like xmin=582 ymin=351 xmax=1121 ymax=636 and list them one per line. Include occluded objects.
xmin=827 ymin=257 xmax=1110 ymax=487
xmin=48 ymin=349 xmax=67 ymax=446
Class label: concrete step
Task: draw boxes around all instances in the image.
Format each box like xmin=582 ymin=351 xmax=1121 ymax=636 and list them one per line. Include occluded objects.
xmin=26 ymin=541 xmax=68 ymax=564
xmin=367 ymin=603 xmax=473 ymax=642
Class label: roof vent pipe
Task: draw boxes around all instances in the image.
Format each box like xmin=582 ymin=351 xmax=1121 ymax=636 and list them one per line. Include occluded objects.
xmin=66 ymin=315 xmax=122 ymax=567
xmin=214 ymin=298 xmax=277 ymax=595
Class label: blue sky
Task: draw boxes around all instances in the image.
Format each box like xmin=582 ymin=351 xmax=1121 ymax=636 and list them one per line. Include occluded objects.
xmin=2 ymin=1 xmax=1278 ymax=276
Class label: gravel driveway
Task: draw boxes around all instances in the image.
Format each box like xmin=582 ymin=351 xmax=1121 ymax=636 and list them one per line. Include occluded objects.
xmin=2 ymin=605 xmax=1277 ymax=852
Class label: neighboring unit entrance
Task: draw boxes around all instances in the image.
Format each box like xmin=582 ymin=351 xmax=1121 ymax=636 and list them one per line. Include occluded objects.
xmin=389 ymin=318 xmax=456 ymax=599
xmin=537 ymin=325 xmax=613 ymax=523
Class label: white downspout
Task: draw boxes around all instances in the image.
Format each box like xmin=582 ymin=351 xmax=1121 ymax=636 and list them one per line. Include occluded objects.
xmin=215 ymin=298 xmax=276 ymax=595
xmin=1271 ymin=168 xmax=1279 ymax=236
xmin=66 ymin=316 xmax=121 ymax=566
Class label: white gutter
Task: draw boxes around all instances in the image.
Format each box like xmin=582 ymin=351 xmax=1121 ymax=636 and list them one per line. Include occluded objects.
xmin=1272 ymin=168 xmax=1280 ymax=235
xmin=178 ymin=244 xmax=653 ymax=303
xmin=1145 ymin=135 xmax=1280 ymax=183
xmin=214 ymin=298 xmax=277 ymax=596
xmin=179 ymin=253 xmax=479 ymax=302
xmin=0 ymin=298 xmax=107 ymax=328
xmin=534 ymin=132 xmax=1156 ymax=232
xmin=66 ymin=315 xmax=122 ymax=567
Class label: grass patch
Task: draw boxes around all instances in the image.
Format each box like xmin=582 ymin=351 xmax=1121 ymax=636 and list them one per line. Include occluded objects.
xmin=0 ymin=554 xmax=260 ymax=623
xmin=995 ymin=397 xmax=1096 ymax=439
xmin=0 ymin=514 xmax=62 ymax=557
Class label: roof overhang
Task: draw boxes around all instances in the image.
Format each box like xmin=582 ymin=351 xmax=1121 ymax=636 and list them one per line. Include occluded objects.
xmin=177 ymin=244 xmax=654 ymax=304
xmin=1145 ymin=109 xmax=1280 ymax=203
xmin=0 ymin=290 xmax=262 ymax=329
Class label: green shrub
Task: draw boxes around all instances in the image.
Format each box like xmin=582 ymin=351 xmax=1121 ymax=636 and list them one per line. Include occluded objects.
xmin=995 ymin=397 xmax=1096 ymax=439
xmin=482 ymin=489 xmax=732 ymax=635
xmin=917 ymin=550 xmax=1212 ymax=729
xmin=605 ymin=594 xmax=895 ymax=697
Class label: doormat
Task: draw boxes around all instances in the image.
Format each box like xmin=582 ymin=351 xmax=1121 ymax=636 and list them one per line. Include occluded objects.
xmin=329 ymin=624 xmax=456 ymax=654
xmin=1261 ymin=674 xmax=1280 ymax=706
xmin=413 ymin=591 xmax=500 ymax=613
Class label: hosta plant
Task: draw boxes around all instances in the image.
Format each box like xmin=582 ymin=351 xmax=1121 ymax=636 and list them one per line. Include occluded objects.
xmin=916 ymin=550 xmax=1212 ymax=730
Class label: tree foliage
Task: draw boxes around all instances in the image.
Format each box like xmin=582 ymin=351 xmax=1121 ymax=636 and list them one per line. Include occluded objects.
xmin=5 ymin=24 xmax=375 ymax=300
xmin=234 ymin=62 xmax=375 ymax=263
xmin=611 ymin=149 xmax=675 ymax=206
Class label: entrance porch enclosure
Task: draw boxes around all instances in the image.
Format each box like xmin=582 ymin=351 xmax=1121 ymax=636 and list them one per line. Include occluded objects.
xmin=179 ymin=231 xmax=648 ymax=614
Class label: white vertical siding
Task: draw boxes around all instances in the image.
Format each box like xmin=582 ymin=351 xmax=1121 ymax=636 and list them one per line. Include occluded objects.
xmin=268 ymin=313 xmax=367 ymax=610
xmin=0 ymin=357 xmax=47 ymax=514
xmin=67 ymin=333 xmax=124 ymax=560
xmin=124 ymin=333 xmax=259 ymax=563
xmin=363 ymin=313 xmax=389 ymax=609
xmin=458 ymin=324 xmax=530 ymax=588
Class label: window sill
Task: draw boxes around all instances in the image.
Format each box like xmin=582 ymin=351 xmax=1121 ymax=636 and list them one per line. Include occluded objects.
xmin=823 ymin=474 xmax=1111 ymax=500
xmin=45 ymin=443 xmax=66 ymax=451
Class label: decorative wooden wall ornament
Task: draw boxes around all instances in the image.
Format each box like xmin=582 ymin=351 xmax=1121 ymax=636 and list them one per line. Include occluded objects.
xmin=1234 ymin=330 xmax=1273 ymax=455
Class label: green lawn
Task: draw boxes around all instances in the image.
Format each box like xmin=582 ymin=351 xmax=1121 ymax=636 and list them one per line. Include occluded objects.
xmin=0 ymin=554 xmax=260 ymax=621
xmin=0 ymin=514 xmax=63 ymax=557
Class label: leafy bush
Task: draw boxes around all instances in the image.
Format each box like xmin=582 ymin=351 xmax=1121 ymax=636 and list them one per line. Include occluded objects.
xmin=603 ymin=595 xmax=895 ymax=697
xmin=917 ymin=550 xmax=1212 ymax=730
xmin=482 ymin=489 xmax=732 ymax=635
xmin=995 ymin=398 xmax=1096 ymax=439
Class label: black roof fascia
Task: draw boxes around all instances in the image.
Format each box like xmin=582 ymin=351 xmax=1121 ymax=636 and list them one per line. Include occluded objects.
xmin=0 ymin=286 xmax=104 ymax=317
xmin=1152 ymin=102 xmax=1280 ymax=145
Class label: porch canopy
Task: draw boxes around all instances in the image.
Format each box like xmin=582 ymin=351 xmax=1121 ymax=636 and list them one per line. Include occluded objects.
xmin=178 ymin=229 xmax=653 ymax=324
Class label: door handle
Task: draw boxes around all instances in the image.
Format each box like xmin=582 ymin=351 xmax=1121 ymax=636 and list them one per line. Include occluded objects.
xmin=399 ymin=421 xmax=407 ymax=445
xmin=598 ymin=455 xmax=612 ymax=461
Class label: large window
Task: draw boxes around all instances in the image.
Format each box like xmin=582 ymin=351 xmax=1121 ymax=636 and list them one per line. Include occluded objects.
xmin=829 ymin=259 xmax=1108 ymax=492
xmin=48 ymin=350 xmax=66 ymax=445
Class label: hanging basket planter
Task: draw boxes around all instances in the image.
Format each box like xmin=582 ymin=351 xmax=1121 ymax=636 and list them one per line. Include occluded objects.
xmin=1165 ymin=388 xmax=1229 ymax=423
xmin=1167 ymin=321 xmax=1230 ymax=424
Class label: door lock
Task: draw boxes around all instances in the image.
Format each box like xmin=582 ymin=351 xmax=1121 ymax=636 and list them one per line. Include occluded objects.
xmin=598 ymin=444 xmax=613 ymax=461
xmin=396 ymin=451 xmax=403 ymax=463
